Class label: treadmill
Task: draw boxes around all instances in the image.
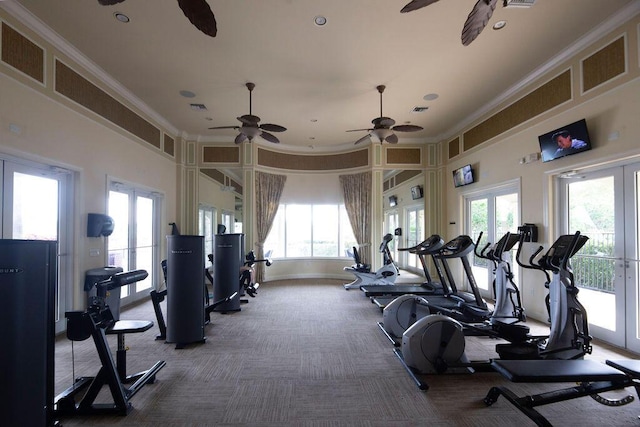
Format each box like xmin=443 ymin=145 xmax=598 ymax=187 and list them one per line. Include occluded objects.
xmin=367 ymin=235 xmax=492 ymax=322
xmin=362 ymin=234 xmax=447 ymax=309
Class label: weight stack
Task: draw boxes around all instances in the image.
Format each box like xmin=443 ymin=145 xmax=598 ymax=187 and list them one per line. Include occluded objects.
xmin=214 ymin=233 xmax=244 ymax=312
xmin=166 ymin=235 xmax=205 ymax=348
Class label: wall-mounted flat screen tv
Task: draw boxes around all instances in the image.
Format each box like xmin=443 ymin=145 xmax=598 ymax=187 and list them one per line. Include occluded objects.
xmin=538 ymin=119 xmax=592 ymax=163
xmin=453 ymin=164 xmax=474 ymax=188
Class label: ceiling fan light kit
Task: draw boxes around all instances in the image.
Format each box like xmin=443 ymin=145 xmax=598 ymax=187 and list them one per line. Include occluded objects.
xmin=208 ymin=83 xmax=287 ymax=144
xmin=346 ymin=85 xmax=423 ymax=145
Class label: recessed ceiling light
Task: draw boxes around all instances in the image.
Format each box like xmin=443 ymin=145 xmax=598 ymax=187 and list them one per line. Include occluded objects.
xmin=493 ymin=20 xmax=507 ymax=30
xmin=180 ymin=90 xmax=196 ymax=98
xmin=314 ymin=16 xmax=327 ymax=26
xmin=114 ymin=12 xmax=130 ymax=23
xmin=423 ymin=93 xmax=439 ymax=101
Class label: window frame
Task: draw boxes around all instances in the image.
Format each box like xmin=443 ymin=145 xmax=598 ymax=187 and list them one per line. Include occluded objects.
xmin=264 ymin=203 xmax=356 ymax=259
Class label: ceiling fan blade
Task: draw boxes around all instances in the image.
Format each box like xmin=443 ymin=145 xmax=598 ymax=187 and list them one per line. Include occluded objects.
xmin=354 ymin=134 xmax=372 ymax=145
xmin=238 ymin=114 xmax=261 ymax=124
xmin=400 ymin=0 xmax=440 ymax=13
xmin=234 ymin=133 xmax=248 ymax=144
xmin=98 ymin=0 xmax=126 ymax=5
xmin=260 ymin=123 xmax=287 ymax=133
xmin=346 ymin=128 xmax=373 ymax=133
xmin=393 ymin=124 xmax=424 ymax=132
xmin=208 ymin=125 xmax=239 ymax=130
xmin=385 ymin=134 xmax=399 ymax=144
xmin=176 ymin=0 xmax=217 ymax=37
xmin=372 ymin=117 xmax=396 ymax=127
xmin=259 ymin=131 xmax=280 ymax=144
xmin=461 ymin=0 xmax=498 ymax=46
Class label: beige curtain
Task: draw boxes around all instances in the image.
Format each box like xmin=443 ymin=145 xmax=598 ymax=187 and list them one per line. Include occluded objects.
xmin=339 ymin=171 xmax=371 ymax=265
xmin=255 ymin=171 xmax=287 ymax=283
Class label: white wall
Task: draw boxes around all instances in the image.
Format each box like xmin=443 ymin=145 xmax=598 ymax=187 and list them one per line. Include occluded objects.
xmin=0 ymin=72 xmax=177 ymax=308
xmin=446 ymin=79 xmax=640 ymax=322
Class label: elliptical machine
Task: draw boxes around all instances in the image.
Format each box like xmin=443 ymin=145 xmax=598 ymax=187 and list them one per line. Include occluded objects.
xmin=395 ymin=232 xmax=592 ymax=390
xmin=343 ymin=233 xmax=399 ymax=290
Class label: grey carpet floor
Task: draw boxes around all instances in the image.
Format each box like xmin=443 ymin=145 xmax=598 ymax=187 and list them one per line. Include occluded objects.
xmin=53 ymin=279 xmax=640 ymax=426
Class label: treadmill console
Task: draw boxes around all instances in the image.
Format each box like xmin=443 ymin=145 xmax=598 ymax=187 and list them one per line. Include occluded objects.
xmin=418 ymin=235 xmax=445 ymax=254
xmin=437 ymin=235 xmax=474 ymax=258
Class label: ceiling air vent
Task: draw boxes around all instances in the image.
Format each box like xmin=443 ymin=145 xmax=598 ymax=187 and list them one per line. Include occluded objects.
xmin=411 ymin=106 xmax=429 ymax=113
xmin=504 ymin=0 xmax=535 ymax=8
xmin=190 ymin=103 xmax=208 ymax=111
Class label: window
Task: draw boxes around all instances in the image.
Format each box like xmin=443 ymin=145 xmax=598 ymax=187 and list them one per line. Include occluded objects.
xmin=221 ymin=211 xmax=233 ymax=234
xmin=264 ymin=204 xmax=356 ymax=258
xmin=198 ymin=204 xmax=216 ymax=262
xmin=108 ymin=182 xmax=162 ymax=304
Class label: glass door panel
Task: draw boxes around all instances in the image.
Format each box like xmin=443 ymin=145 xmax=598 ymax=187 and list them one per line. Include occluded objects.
xmin=108 ymin=190 xmax=131 ymax=296
xmin=135 ymin=195 xmax=153 ymax=293
xmin=624 ymin=165 xmax=640 ymax=353
xmin=405 ymin=207 xmax=424 ymax=269
xmin=561 ymin=168 xmax=625 ymax=347
xmin=469 ymin=198 xmax=489 ymax=292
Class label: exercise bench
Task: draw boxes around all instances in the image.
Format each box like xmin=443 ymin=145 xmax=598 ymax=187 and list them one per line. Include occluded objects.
xmin=484 ymin=359 xmax=640 ymax=426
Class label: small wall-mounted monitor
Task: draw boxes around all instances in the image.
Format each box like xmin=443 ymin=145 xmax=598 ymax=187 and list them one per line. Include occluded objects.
xmin=538 ymin=118 xmax=592 ymax=163
xmin=389 ymin=195 xmax=398 ymax=207
xmin=410 ymin=185 xmax=423 ymax=200
xmin=453 ymin=164 xmax=474 ymax=188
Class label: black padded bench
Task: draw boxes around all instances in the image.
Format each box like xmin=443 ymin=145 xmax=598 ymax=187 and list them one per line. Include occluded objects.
xmin=484 ymin=359 xmax=640 ymax=427
xmin=106 ymin=319 xmax=154 ymax=383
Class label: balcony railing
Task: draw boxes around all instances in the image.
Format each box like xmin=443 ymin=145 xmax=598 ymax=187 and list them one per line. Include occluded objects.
xmin=572 ymin=231 xmax=615 ymax=293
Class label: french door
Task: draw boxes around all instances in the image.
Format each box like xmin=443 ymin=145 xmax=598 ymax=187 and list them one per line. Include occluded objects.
xmin=1 ymin=160 xmax=73 ymax=333
xmin=405 ymin=206 xmax=424 ymax=270
xmin=466 ymin=182 xmax=520 ymax=298
xmin=559 ymin=163 xmax=640 ymax=352
xmin=108 ymin=184 xmax=161 ymax=304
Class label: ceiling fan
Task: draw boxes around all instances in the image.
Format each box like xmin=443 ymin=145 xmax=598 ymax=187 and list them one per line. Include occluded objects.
xmin=208 ymin=83 xmax=287 ymax=144
xmin=98 ymin=0 xmax=217 ymax=37
xmin=401 ymin=0 xmax=502 ymax=46
xmin=347 ymin=85 xmax=423 ymax=145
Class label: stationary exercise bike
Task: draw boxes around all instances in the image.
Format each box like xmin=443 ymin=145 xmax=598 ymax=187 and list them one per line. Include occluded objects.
xmin=395 ymin=232 xmax=592 ymax=390
xmin=343 ymin=233 xmax=399 ymax=290
xmin=237 ymin=249 xmax=272 ymax=300
xmin=55 ymin=270 xmax=166 ymax=416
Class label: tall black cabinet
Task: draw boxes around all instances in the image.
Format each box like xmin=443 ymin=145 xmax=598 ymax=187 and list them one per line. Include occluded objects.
xmin=166 ymin=235 xmax=205 ymax=348
xmin=0 ymin=239 xmax=57 ymax=426
xmin=214 ymin=233 xmax=244 ymax=312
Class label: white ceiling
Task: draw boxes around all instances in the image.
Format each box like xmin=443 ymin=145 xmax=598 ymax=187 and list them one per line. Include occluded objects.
xmin=5 ymin=0 xmax=640 ymax=152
